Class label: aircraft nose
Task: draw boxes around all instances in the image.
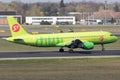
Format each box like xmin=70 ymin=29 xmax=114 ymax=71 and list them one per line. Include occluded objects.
xmin=113 ymin=36 xmax=118 ymax=42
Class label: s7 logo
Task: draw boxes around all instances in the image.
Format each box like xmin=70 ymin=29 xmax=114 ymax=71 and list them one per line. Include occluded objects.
xmin=12 ymin=24 xmax=20 ymax=32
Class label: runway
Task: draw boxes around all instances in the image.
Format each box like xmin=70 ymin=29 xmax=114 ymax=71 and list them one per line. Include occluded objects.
xmin=0 ymin=50 xmax=120 ymax=60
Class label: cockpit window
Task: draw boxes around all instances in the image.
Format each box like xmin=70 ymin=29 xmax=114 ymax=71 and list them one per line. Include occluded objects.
xmin=110 ymin=34 xmax=115 ymax=36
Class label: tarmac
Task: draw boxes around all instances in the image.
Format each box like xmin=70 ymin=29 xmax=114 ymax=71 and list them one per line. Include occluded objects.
xmin=0 ymin=50 xmax=120 ymax=60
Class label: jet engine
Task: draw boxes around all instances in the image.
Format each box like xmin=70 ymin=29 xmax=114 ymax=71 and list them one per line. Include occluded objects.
xmin=82 ymin=42 xmax=94 ymax=50
xmin=67 ymin=39 xmax=94 ymax=50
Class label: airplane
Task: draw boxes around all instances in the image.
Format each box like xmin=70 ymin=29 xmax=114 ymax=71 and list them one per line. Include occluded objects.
xmin=6 ymin=16 xmax=118 ymax=53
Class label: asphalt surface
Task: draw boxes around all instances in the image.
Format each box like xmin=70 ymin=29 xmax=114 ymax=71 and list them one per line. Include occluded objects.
xmin=0 ymin=50 xmax=120 ymax=59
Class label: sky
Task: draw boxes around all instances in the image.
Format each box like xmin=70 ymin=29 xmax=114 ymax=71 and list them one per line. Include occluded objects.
xmin=0 ymin=0 xmax=119 ymax=3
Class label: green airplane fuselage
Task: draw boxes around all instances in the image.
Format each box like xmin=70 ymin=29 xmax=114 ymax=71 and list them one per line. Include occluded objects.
xmin=7 ymin=31 xmax=118 ymax=47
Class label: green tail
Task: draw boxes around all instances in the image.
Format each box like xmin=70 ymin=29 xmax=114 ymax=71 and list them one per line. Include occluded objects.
xmin=7 ymin=16 xmax=29 ymax=37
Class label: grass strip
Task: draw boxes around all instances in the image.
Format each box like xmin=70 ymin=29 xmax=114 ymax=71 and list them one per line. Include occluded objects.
xmin=0 ymin=58 xmax=119 ymax=80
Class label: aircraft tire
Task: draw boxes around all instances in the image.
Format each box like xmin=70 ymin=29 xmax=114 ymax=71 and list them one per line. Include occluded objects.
xmin=69 ymin=49 xmax=74 ymax=53
xmin=59 ymin=48 xmax=64 ymax=52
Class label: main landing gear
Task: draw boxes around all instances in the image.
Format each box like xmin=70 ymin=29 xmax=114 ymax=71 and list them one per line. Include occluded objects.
xmin=69 ymin=48 xmax=74 ymax=53
xmin=59 ymin=47 xmax=64 ymax=52
xmin=101 ymin=44 xmax=105 ymax=51
xmin=59 ymin=47 xmax=74 ymax=53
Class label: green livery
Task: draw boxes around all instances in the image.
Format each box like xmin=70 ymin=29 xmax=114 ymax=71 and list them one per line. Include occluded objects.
xmin=6 ymin=16 xmax=118 ymax=52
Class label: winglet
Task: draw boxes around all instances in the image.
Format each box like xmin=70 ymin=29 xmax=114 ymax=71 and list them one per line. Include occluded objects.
xmin=7 ymin=16 xmax=29 ymax=37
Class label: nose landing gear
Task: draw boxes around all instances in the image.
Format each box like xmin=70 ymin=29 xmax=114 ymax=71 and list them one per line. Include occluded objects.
xmin=101 ymin=44 xmax=105 ymax=51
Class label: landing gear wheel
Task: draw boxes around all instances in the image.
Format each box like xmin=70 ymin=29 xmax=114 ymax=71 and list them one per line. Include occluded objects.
xmin=59 ymin=48 xmax=64 ymax=52
xmin=69 ymin=48 xmax=74 ymax=53
xmin=101 ymin=44 xmax=105 ymax=51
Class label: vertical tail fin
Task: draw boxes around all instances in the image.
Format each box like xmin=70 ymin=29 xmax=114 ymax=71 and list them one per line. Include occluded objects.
xmin=7 ymin=16 xmax=29 ymax=37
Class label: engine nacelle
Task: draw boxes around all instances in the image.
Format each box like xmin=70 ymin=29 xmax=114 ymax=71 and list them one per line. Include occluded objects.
xmin=82 ymin=42 xmax=94 ymax=50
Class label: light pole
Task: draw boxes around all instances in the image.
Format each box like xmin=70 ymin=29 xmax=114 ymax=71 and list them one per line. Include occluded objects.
xmin=104 ymin=0 xmax=107 ymax=25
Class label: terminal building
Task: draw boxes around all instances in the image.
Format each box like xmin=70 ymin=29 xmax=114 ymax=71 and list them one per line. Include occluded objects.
xmin=25 ymin=16 xmax=76 ymax=25
xmin=0 ymin=11 xmax=22 ymax=25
